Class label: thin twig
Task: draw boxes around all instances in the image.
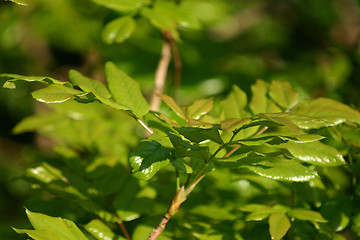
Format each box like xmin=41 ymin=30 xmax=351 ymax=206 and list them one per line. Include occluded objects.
xmin=116 ymin=216 xmax=131 ymax=240
xmin=168 ymin=35 xmax=182 ymax=101
xmin=150 ymin=31 xmax=172 ymax=112
xmin=138 ymin=119 xmax=154 ymax=135
xmin=224 ymin=144 xmax=241 ymax=158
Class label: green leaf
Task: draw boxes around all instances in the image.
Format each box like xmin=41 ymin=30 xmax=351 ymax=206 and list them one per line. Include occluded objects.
xmin=105 ymin=62 xmax=150 ymax=117
xmin=129 ymin=140 xmax=171 ymax=180
xmin=268 ymin=80 xmax=298 ymax=110
xmin=31 ymin=85 xmax=83 ymax=103
xmin=269 ymin=212 xmax=291 ymax=240
xmin=187 ymin=98 xmax=213 ymax=120
xmin=14 ymin=209 xmax=88 ymax=240
xmin=221 ymin=118 xmax=252 ymax=132
xmin=172 ymin=158 xmax=193 ymax=173
xmin=158 ymin=94 xmax=185 ymax=119
xmin=281 ymin=141 xmax=346 ymax=166
xmin=169 ymin=133 xmax=209 ymax=160
xmin=288 ymin=209 xmax=327 ymax=223
xmin=260 ymin=112 xmax=337 ymax=129
xmin=84 ymin=220 xmax=125 ymax=240
xmin=68 ymin=70 xmax=111 ymax=99
xmin=92 ymin=0 xmax=149 ymax=12
xmin=221 ymin=85 xmax=248 ymax=118
xmin=250 ymin=80 xmax=281 ymax=114
xmin=244 ymin=158 xmax=318 ymax=182
xmin=5 ymin=0 xmax=29 ymax=6
xmin=102 ymin=16 xmax=136 ymax=44
xmin=320 ymin=196 xmax=352 ymax=231
xmin=1 ymin=73 xmax=72 ymax=89
xmin=13 ymin=113 xmax=64 ymax=134
xmin=175 ymin=126 xmax=223 ymax=144
xmin=292 ymin=98 xmax=360 ymax=125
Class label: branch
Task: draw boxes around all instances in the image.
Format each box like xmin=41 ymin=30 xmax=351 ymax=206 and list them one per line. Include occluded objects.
xmin=147 ymin=213 xmax=172 ymax=240
xmin=169 ymin=35 xmax=182 ymax=101
xmin=116 ymin=215 xmax=131 ymax=240
xmin=150 ymin=31 xmax=172 ymax=112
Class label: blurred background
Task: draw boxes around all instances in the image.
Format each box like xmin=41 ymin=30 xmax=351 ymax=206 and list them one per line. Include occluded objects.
xmin=1 ymin=0 xmax=360 ymax=239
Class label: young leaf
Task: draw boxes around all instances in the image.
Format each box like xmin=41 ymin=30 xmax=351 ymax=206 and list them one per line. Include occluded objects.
xmin=14 ymin=209 xmax=88 ymax=240
xmin=175 ymin=126 xmax=223 ymax=144
xmin=281 ymin=141 xmax=346 ymax=166
xmin=250 ymin=80 xmax=281 ymax=114
xmin=268 ymin=80 xmax=298 ymax=110
xmin=269 ymin=212 xmax=291 ymax=240
xmin=13 ymin=113 xmax=64 ymax=134
xmin=102 ymin=16 xmax=136 ymax=44
xmin=105 ymin=62 xmax=150 ymax=117
xmin=84 ymin=220 xmax=125 ymax=240
xmin=187 ymin=98 xmax=213 ymax=120
xmin=129 ymin=140 xmax=171 ymax=180
xmin=31 ymin=84 xmax=83 ymax=103
xmin=244 ymin=158 xmax=318 ymax=182
xmin=92 ymin=0 xmax=149 ymax=12
xmin=292 ymin=98 xmax=360 ymax=125
xmin=158 ymin=94 xmax=185 ymax=119
xmin=221 ymin=85 xmax=248 ymax=119
xmin=221 ymin=118 xmax=252 ymax=132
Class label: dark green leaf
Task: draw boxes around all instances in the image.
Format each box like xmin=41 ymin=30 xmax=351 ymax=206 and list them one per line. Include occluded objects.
xmin=292 ymin=98 xmax=360 ymax=125
xmin=129 ymin=141 xmax=171 ymax=180
xmin=172 ymin=158 xmax=193 ymax=173
xmin=14 ymin=209 xmax=88 ymax=240
xmin=269 ymin=212 xmax=291 ymax=240
xmin=320 ymin=196 xmax=352 ymax=231
xmin=102 ymin=16 xmax=136 ymax=44
xmin=92 ymin=0 xmax=149 ymax=12
xmin=169 ymin=133 xmax=209 ymax=160
xmin=175 ymin=126 xmax=223 ymax=144
xmin=105 ymin=62 xmax=150 ymax=117
xmin=268 ymin=80 xmax=298 ymax=110
xmin=187 ymin=98 xmax=213 ymax=120
xmin=31 ymin=84 xmax=83 ymax=103
xmin=281 ymin=141 xmax=346 ymax=166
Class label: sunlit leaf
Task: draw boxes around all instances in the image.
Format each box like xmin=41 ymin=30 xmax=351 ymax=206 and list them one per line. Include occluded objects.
xmin=269 ymin=212 xmax=291 ymax=240
xmin=281 ymin=141 xmax=346 ymax=166
xmin=187 ymin=98 xmax=213 ymax=120
xmin=14 ymin=209 xmax=88 ymax=240
xmin=129 ymin=140 xmax=171 ymax=180
xmin=92 ymin=0 xmax=149 ymax=12
xmin=288 ymin=209 xmax=327 ymax=223
xmin=31 ymin=85 xmax=83 ymax=103
xmin=268 ymin=80 xmax=298 ymax=110
xmin=158 ymin=94 xmax=185 ymax=119
xmin=250 ymin=80 xmax=281 ymax=114
xmin=102 ymin=16 xmax=136 ymax=44
xmin=292 ymin=98 xmax=360 ymax=125
xmin=105 ymin=62 xmax=150 ymax=117
xmin=221 ymin=85 xmax=248 ymax=119
xmin=5 ymin=0 xmax=29 ymax=6
xmin=244 ymin=158 xmax=318 ymax=182
xmin=84 ymin=220 xmax=125 ymax=240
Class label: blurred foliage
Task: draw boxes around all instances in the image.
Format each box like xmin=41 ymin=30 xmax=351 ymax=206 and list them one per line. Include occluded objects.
xmin=1 ymin=0 xmax=360 ymax=239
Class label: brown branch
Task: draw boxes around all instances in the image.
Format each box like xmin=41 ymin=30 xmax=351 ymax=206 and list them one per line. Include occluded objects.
xmin=147 ymin=213 xmax=172 ymax=240
xmin=150 ymin=31 xmax=172 ymax=112
xmin=168 ymin=35 xmax=182 ymax=101
xmin=116 ymin=216 xmax=131 ymax=240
